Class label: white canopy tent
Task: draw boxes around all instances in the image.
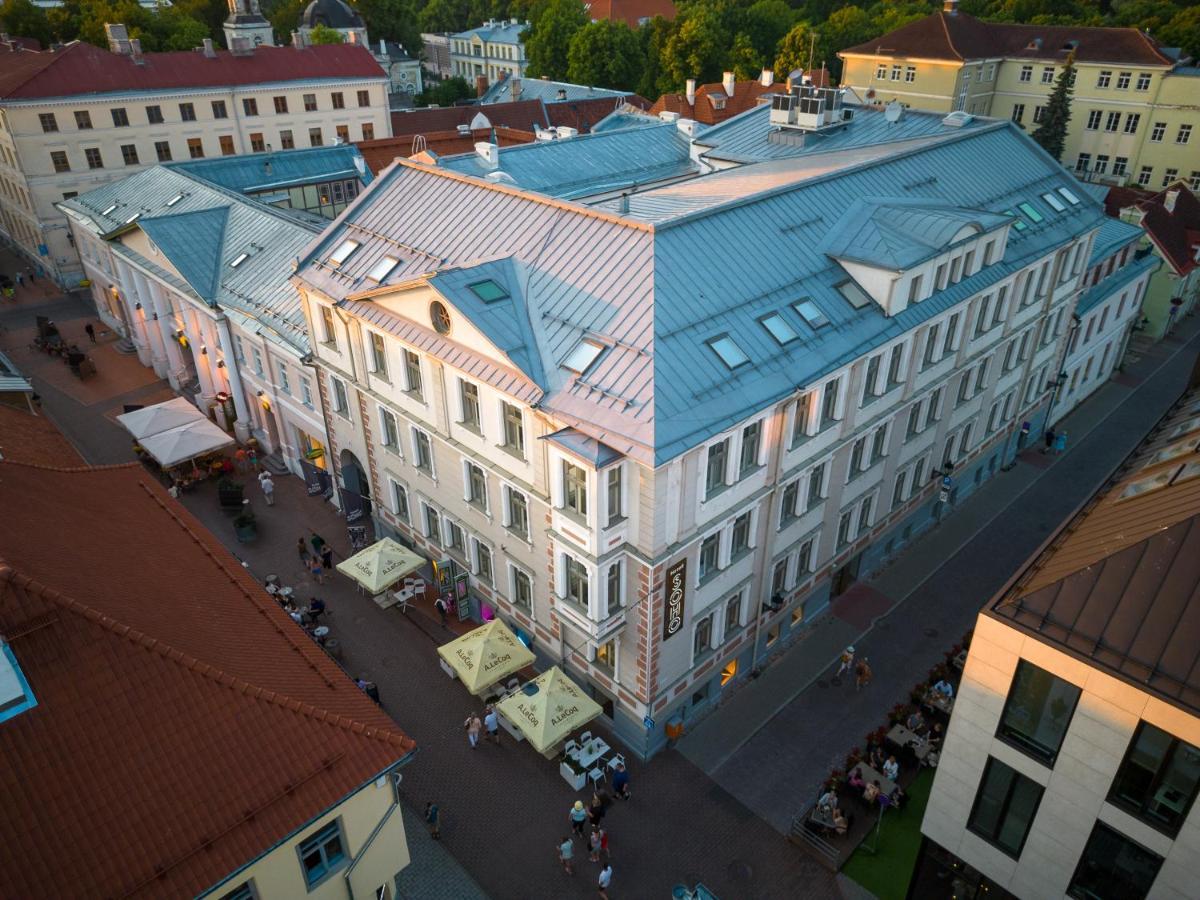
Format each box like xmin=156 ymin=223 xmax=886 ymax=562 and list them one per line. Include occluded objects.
xmin=116 ymin=397 xmax=206 ymax=440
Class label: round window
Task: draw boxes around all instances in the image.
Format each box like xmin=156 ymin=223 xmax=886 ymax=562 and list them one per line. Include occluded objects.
xmin=430 ymin=300 xmax=451 ymax=334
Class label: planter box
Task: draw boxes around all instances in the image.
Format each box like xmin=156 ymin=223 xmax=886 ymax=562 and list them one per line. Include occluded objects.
xmin=559 ymin=761 xmax=587 ymax=791
xmin=234 ymin=523 xmax=257 ymax=543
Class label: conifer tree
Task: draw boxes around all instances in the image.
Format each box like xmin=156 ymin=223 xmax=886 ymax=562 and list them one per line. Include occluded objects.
xmin=1031 ymin=52 xmax=1075 ymax=162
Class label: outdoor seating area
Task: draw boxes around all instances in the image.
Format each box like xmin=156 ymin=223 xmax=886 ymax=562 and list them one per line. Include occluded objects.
xmin=559 ymin=735 xmax=622 ymax=792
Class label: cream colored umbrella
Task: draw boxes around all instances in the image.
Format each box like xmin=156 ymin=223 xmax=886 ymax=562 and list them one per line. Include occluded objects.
xmin=436 ymin=619 xmax=535 ymax=695
xmin=496 ymin=666 xmax=602 ymax=753
xmin=335 ymin=537 xmax=425 ymax=594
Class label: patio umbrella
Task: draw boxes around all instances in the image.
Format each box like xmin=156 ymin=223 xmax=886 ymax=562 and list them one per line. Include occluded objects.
xmin=437 ymin=619 xmax=535 ymax=695
xmin=116 ymin=397 xmax=205 ymax=440
xmin=496 ymin=666 xmax=602 ymax=753
xmin=335 ymin=537 xmax=424 ymax=594
xmin=137 ymin=418 xmax=235 ymax=468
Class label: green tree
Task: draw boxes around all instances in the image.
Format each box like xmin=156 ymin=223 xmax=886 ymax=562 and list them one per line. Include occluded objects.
xmin=357 ymin=0 xmax=421 ymax=52
xmin=419 ymin=0 xmax=472 ymax=33
xmin=162 ymin=16 xmax=209 ymax=50
xmin=774 ymin=21 xmax=817 ymax=80
xmin=660 ymin=3 xmax=729 ymax=89
xmin=308 ymin=22 xmax=345 ymax=43
xmin=820 ymin=5 xmax=872 ymax=80
xmin=566 ymin=19 xmax=643 ymax=90
xmin=740 ymin=0 xmax=795 ymax=60
xmin=525 ymin=0 xmax=587 ymax=79
xmin=266 ymin=0 xmax=307 ymax=43
xmin=728 ymin=31 xmax=763 ymax=80
xmin=1030 ymin=51 xmax=1074 ymax=160
xmin=1160 ymin=6 xmax=1200 ymax=60
xmin=0 ymin=0 xmax=52 ymax=46
xmin=415 ymin=75 xmax=474 ymax=106
xmin=636 ymin=15 xmax=672 ymax=99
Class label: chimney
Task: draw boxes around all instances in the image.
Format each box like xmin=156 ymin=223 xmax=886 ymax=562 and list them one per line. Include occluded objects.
xmin=379 ymin=38 xmax=386 ymax=54
xmin=475 ymin=140 xmax=499 ymax=168
xmin=348 ymin=31 xmax=358 ymax=44
xmin=511 ymin=76 xmax=521 ymax=98
xmin=685 ymin=78 xmax=696 ymax=106
xmin=105 ymin=23 xmax=132 ymax=55
xmin=1164 ymin=189 xmax=1180 ymax=213
xmin=291 ymin=30 xmax=304 ymax=49
xmin=202 ymin=37 xmax=216 ymax=57
xmin=722 ymin=71 xmax=736 ymax=97
xmin=760 ymin=68 xmax=774 ymax=88
xmin=476 ymin=74 xmax=489 ymax=97
xmin=130 ymin=37 xmax=143 ymax=64
xmin=556 ymin=87 xmax=567 ymax=101
xmin=943 ymin=0 xmax=958 ymax=12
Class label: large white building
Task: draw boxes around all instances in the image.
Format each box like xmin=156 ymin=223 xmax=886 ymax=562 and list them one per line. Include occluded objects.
xmin=448 ymin=19 xmax=528 ymax=85
xmin=290 ymin=91 xmax=1138 ymax=757
xmin=913 ymin=385 xmax=1200 ymax=900
xmin=0 ymin=30 xmax=389 ymax=286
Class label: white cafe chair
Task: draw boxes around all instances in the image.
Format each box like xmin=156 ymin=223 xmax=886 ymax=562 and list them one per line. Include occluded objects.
xmin=607 ymin=752 xmax=626 ymax=772
xmin=579 ymin=731 xmax=593 ymax=745
xmin=563 ymin=739 xmax=580 ymax=757
xmin=588 ymin=767 xmax=606 ymax=788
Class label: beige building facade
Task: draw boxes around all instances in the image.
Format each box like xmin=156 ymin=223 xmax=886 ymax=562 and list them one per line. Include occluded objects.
xmin=839 ymin=6 xmax=1199 ymax=193
xmin=0 ymin=33 xmax=388 ymax=286
xmin=449 ymin=19 xmax=529 ymax=84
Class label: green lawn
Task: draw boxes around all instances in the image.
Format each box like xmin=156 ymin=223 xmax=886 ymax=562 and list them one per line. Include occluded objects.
xmin=842 ymin=767 xmax=936 ymax=900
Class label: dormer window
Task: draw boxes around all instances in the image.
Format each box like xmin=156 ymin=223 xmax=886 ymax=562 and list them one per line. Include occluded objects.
xmin=328 ymin=239 xmax=359 ymax=267
xmin=468 ymin=279 xmax=508 ymax=302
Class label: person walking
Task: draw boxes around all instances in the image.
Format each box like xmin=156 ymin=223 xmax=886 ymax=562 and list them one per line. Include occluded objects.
xmin=464 ymin=712 xmax=482 ymax=749
xmin=310 ymin=532 xmax=326 ymax=557
xmin=588 ymin=825 xmax=602 ymax=862
xmin=558 ymin=836 xmax=575 ymax=875
xmin=259 ymin=471 xmax=275 ymax=506
xmin=1054 ymin=430 xmax=1068 ymax=455
xmin=855 ymin=657 xmax=873 ymax=691
xmin=836 ymin=646 xmax=855 ymax=679
xmin=569 ymin=800 xmax=588 ymax=837
xmin=320 ymin=545 xmax=334 ymax=574
xmin=612 ymin=763 xmax=630 ymax=799
xmin=424 ymin=802 xmax=440 ymax=839
xmin=434 ymin=596 xmax=449 ymax=626
xmin=598 ymin=826 xmax=609 ymax=860
xmin=597 ymin=863 xmax=613 ymax=899
xmin=297 ymin=537 xmax=311 ymax=566
xmin=309 ymin=557 xmax=325 ymax=585
xmin=483 ymin=705 xmax=500 ymax=745
xmin=84 ymin=322 xmax=96 ymax=343
xmin=306 ymin=596 xmax=326 ymax=624
xmin=1043 ymin=427 xmax=1056 ymax=454
xmin=234 ymin=447 xmax=248 ymax=473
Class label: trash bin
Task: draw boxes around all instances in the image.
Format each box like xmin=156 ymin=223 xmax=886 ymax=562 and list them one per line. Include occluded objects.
xmin=363 ymin=681 xmax=381 ymax=704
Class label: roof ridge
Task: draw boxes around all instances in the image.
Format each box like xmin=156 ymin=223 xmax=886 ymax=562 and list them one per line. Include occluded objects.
xmin=0 ymin=41 xmax=81 ymax=97
xmin=0 ymin=458 xmax=140 ymax=474
xmin=0 ymin=559 xmax=414 ymax=751
xmin=938 ymin=12 xmax=965 ymax=61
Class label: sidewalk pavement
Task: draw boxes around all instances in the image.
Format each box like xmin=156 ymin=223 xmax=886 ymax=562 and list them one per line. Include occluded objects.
xmin=680 ymin=312 xmax=1200 ymax=833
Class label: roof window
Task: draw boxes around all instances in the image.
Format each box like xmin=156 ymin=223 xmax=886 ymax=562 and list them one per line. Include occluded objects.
xmin=760 ymin=312 xmax=798 ymax=344
xmin=101 ymin=204 xmax=117 ymax=216
xmin=563 ymin=339 xmax=604 ymax=373
xmin=836 ymin=280 xmax=872 ymax=310
xmin=0 ymin=642 xmax=38 ymax=723
xmin=230 ymin=252 xmax=249 ymax=268
xmin=794 ymin=299 xmax=829 ymax=329
xmin=468 ymin=279 xmax=509 ymax=302
xmin=166 ymin=193 xmax=184 ymax=207
xmin=1057 ymin=187 xmax=1081 ymax=205
xmin=1147 ymin=437 xmax=1198 ymax=468
xmin=1017 ymin=201 xmax=1044 ymax=224
xmin=1006 ymin=210 xmax=1028 ymax=231
xmin=366 ymin=256 xmax=399 ymax=282
xmin=125 ymin=212 xmax=140 ymax=224
xmin=708 ymin=335 xmax=749 ymax=369
xmin=1042 ymin=192 xmax=1066 ymax=212
xmin=327 ymin=239 xmax=360 ymax=267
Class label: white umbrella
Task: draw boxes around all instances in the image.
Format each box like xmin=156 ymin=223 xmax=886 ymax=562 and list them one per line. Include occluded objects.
xmin=117 ymin=397 xmax=205 ymax=440
xmin=138 ymin=418 xmax=235 ymax=468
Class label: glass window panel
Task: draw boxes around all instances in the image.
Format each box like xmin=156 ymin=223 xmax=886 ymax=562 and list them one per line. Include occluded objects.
xmin=997 ymin=660 xmax=1081 ymax=765
xmin=1068 ymin=822 xmax=1163 ymax=900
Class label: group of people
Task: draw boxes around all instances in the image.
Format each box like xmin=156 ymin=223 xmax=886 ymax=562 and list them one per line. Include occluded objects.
xmin=835 ymin=646 xmax=873 ymax=690
xmin=561 ymin=787 xmax=620 ymax=897
xmin=462 ymin=707 xmax=501 ymax=748
xmin=265 ymin=576 xmax=329 ymax=643
xmin=297 ymin=532 xmax=333 ymax=583
xmin=3 ymin=265 xmax=44 ymax=299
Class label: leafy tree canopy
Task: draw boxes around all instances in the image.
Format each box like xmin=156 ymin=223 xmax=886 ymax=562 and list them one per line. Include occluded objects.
xmin=524 ymin=0 xmax=587 ymax=78
xmin=307 ymin=22 xmax=345 ymax=43
xmin=567 ymin=19 xmax=643 ymax=91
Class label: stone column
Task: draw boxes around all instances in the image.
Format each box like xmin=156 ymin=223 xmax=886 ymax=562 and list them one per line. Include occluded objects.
xmin=117 ymin=259 xmax=167 ymax=375
xmin=216 ymin=315 xmax=252 ymax=442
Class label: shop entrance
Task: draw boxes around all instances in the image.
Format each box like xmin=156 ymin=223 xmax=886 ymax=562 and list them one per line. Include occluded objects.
xmin=830 ymin=552 xmax=862 ymax=598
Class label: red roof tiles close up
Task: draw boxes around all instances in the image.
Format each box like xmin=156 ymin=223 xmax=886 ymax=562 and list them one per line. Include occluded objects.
xmin=391 ymin=100 xmax=549 ymax=137
xmin=585 ymin=0 xmax=676 ymax=28
xmin=650 ymin=77 xmax=784 ymax=127
xmin=0 ymin=459 xmax=414 ymax=899
xmin=359 ymin=126 xmax=536 ymax=173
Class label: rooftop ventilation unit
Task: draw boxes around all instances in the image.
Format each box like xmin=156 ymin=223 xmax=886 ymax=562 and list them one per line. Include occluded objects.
xmin=942 ymin=110 xmax=973 ymax=128
xmin=769 ymin=84 xmax=846 ymax=133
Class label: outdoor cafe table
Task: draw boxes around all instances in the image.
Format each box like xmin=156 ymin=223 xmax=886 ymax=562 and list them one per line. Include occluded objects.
xmin=923 ymin=689 xmax=955 ymax=716
xmin=850 ymin=762 xmax=897 ymax=799
xmin=808 ymin=804 xmax=839 ymax=833
xmin=887 ymin=723 xmax=933 ymax=761
xmin=576 ymin=738 xmax=610 ymax=770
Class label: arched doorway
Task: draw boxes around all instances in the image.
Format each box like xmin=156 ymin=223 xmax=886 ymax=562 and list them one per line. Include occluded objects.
xmin=338 ymin=449 xmax=372 ymax=524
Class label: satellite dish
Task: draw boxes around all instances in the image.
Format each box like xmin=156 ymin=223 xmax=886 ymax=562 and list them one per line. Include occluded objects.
xmin=884 ymin=101 xmax=903 ymax=123
xmin=468 ymin=111 xmax=491 ymax=131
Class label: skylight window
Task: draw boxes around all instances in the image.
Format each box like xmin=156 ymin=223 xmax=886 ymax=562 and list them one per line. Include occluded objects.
xmin=1057 ymin=187 xmax=1081 ymax=205
xmin=837 ymin=280 xmax=872 ymax=310
xmin=1006 ymin=210 xmax=1028 ymax=231
xmin=125 ymin=212 xmax=140 ymax=224
xmin=1017 ymin=201 xmax=1045 ymax=223
xmin=166 ymin=193 xmax=184 ymax=207
xmin=328 ymin=239 xmax=360 ymax=267
xmin=1041 ymin=192 xmax=1066 ymax=212
xmin=101 ymin=204 xmax=117 ymax=216
xmin=230 ymin=252 xmax=249 ymax=268
xmin=794 ymin=299 xmax=829 ymax=329
xmin=563 ymin=339 xmax=604 ymax=373
xmin=366 ymin=256 xmax=399 ymax=282
xmin=708 ymin=335 xmax=749 ymax=369
xmin=0 ymin=641 xmax=37 ymax=723
xmin=468 ymin=279 xmax=509 ymax=303
xmin=760 ymin=312 xmax=798 ymax=344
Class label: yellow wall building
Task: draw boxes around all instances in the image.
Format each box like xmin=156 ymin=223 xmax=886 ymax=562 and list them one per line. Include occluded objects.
xmin=839 ymin=3 xmax=1199 ymax=193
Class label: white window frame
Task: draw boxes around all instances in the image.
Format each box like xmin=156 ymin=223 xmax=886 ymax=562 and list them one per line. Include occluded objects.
xmin=388 ymin=477 xmax=410 ymax=521
xmin=378 ymin=405 xmax=401 ymax=454
xmin=411 ymin=426 xmax=435 ymax=477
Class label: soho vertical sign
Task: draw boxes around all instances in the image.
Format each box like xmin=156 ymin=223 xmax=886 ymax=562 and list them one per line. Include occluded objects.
xmin=662 ymin=558 xmax=687 ymax=641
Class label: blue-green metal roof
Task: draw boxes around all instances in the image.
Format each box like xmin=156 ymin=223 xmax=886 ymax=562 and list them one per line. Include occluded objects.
xmin=479 ymin=77 xmax=627 ymax=106
xmin=452 ymin=20 xmax=526 ymax=43
xmin=1088 ymin=216 xmax=1144 ymax=266
xmin=1076 ymin=251 xmax=1159 ymax=316
xmin=168 ymin=145 xmax=371 ymax=196
xmin=591 ymin=111 xmax=662 ymax=134
xmin=139 ymin=207 xmax=230 ymax=304
xmin=436 ymin=122 xmax=697 ymax=199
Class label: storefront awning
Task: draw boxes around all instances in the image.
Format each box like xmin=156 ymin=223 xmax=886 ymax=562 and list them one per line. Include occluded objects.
xmin=335 ymin=537 xmax=424 ymax=594
xmin=496 ymin=666 xmax=602 ymax=753
xmin=436 ymin=619 xmax=535 ymax=696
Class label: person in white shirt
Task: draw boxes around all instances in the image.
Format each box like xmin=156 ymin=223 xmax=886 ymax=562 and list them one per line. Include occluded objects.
xmin=932 ymin=679 xmax=955 ymax=699
xmin=597 ymin=864 xmax=612 ymax=898
xmin=883 ymin=755 xmax=900 ymax=781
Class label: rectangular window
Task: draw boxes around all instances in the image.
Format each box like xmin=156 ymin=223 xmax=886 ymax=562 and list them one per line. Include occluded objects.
xmin=506 ymin=486 xmax=529 ymax=538
xmin=724 ymin=592 xmax=742 ymax=635
xmin=891 ymin=64 xmax=901 ymax=81
xmin=74 ymin=110 xmax=92 ymax=129
xmin=1068 ymin=823 xmax=1163 ymax=900
xmin=1041 ymin=66 xmax=1055 ymax=84
xmin=297 ymin=821 xmax=346 ymax=888
xmin=279 ymin=129 xmax=295 ymax=149
xmin=458 ymin=380 xmax=480 ymax=430
xmin=564 ymin=461 xmax=588 ymax=517
xmin=211 ymin=100 xmax=227 ymax=119
xmin=905 ymin=66 xmax=916 ymax=83
xmin=1097 ymin=70 xmax=1112 ymax=88
xmin=923 ymin=323 xmax=941 ymax=367
xmin=892 ymin=470 xmax=908 ymax=508
xmin=606 ymin=466 xmax=622 ymax=525
xmin=301 ymin=377 xmax=313 ymax=407
xmin=242 ymin=97 xmax=258 ymax=116
xmin=1162 ymin=168 xmax=1179 ymax=188
xmin=857 ymin=494 xmax=873 ymax=537
xmin=1019 ymin=65 xmax=1032 ymax=83
xmin=604 ymin=561 xmax=622 ymax=616
xmin=1136 ymin=72 xmax=1151 ymax=90
xmin=1124 ymin=113 xmax=1140 ymax=134
xmin=120 ymin=143 xmax=138 ymax=165
xmin=219 ymin=135 xmax=235 ymax=156
xmin=698 ymin=533 xmax=720 ymax=580
xmin=367 ymin=332 xmax=387 ymax=378
xmin=39 ymin=112 xmax=58 ymax=132
xmin=362 ymin=122 xmax=375 ymax=141
xmin=1105 ymin=111 xmax=1120 ymax=132
xmin=50 ymin=151 xmax=70 ymax=173
xmin=706 ymin=439 xmax=728 ymax=496
xmin=968 ymin=757 xmax=1045 ymax=858
xmin=1011 ymin=103 xmax=1025 ymax=124
xmin=1108 ymin=721 xmax=1200 ymax=837
xmin=304 ymin=93 xmax=318 ymax=111
xmin=861 ymin=354 xmax=881 ymax=404
xmin=357 ymin=89 xmax=371 ymax=107
xmin=390 ymin=480 xmax=410 ymax=521
xmin=925 ymin=387 xmax=942 ymax=430
xmin=403 ymin=350 xmax=422 ymax=397
xmin=466 ymin=462 xmax=487 ymax=508
xmin=85 ymin=147 xmax=103 ymax=169
xmin=140 ymin=105 xmax=162 ymax=125
xmin=445 ymin=520 xmax=466 ymax=557
xmin=908 ymin=274 xmax=923 ymax=303
xmin=331 ymin=92 xmax=345 ymax=109
xmin=179 ymin=102 xmax=196 ymax=121
xmin=820 ymin=378 xmax=840 ymax=428
xmin=1137 ymin=166 xmax=1153 ymax=187
xmin=1113 ymin=157 xmax=1128 ymax=177
xmin=424 ymin=504 xmax=441 ymax=544
xmin=413 ymin=429 xmax=433 ymax=473
xmin=1033 ymin=106 xmax=1046 ymax=125
xmin=187 ymin=138 xmax=204 ymax=159
xmin=309 ymin=127 xmax=323 ymax=147
xmin=564 ymin=555 xmax=588 ymax=608
xmin=1116 ymin=71 xmax=1131 ymax=89
xmin=250 ymin=132 xmax=265 ymax=152
xmin=997 ymin=660 xmax=1081 ymax=766
xmin=273 ymin=95 xmax=288 ymax=114
xmin=336 ymin=124 xmax=350 ymax=144
xmin=479 ymin=401 xmax=513 ymax=455
xmin=806 ymin=462 xmax=825 ymax=510
xmin=277 ymin=361 xmax=290 ymax=393
xmin=513 ymin=568 xmax=532 ymax=610
xmin=1085 ymin=110 xmax=1102 ymax=131
xmin=789 ymin=394 xmax=812 ymax=444
xmin=780 ymin=480 xmax=799 ymax=526
xmin=1150 ymin=121 xmax=1165 ymax=142
xmin=155 ymin=141 xmax=172 ymax=162
xmin=110 ymin=107 xmax=129 ymax=127
xmin=694 ymin=613 xmax=714 ymax=659
xmin=837 ymin=510 xmax=853 ymax=548
xmin=731 ymin=511 xmax=751 ymax=557
xmin=379 ymin=407 xmax=400 ymax=451
xmin=739 ymin=421 xmax=761 ymax=475
xmin=1177 ymin=124 xmax=1192 ymax=144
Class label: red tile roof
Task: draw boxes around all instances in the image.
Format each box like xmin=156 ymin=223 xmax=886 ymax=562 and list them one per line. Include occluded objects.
xmin=1126 ymin=183 xmax=1200 ymax=276
xmin=584 ymin=0 xmax=676 ymax=28
xmin=0 ymin=404 xmax=83 ymax=467
xmin=1102 ymin=184 xmax=1151 ymax=219
xmin=0 ymin=41 xmax=386 ymax=100
xmin=650 ymin=77 xmax=790 ymax=126
xmin=840 ymin=11 xmax=1173 ymax=66
xmin=358 ymin=126 xmax=536 ymax=173
xmin=0 ymin=460 xmax=414 ymax=900
xmin=391 ymin=100 xmax=550 ymax=137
